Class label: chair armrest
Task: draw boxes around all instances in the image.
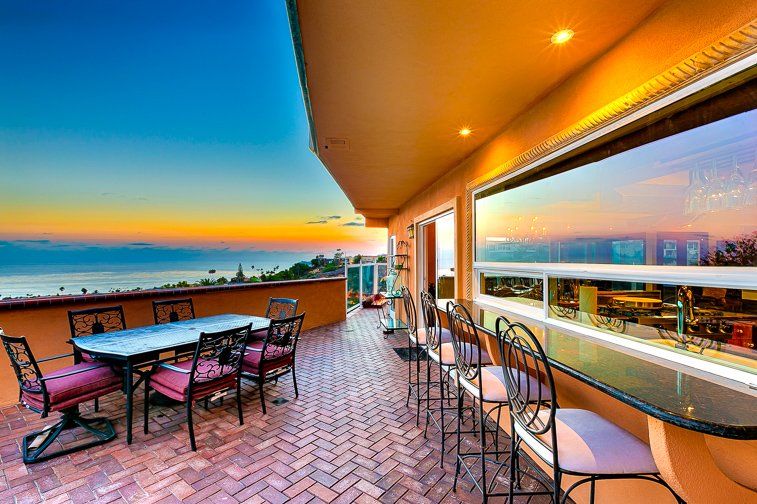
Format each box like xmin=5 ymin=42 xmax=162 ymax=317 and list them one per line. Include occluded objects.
xmin=158 ymin=362 xmax=191 ymax=374
xmin=37 ymin=352 xmax=75 ymax=363
xmin=40 ymin=363 xmax=109 ymax=382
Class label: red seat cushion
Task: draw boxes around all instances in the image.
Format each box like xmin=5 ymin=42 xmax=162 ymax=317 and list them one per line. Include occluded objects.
xmin=242 ymin=346 xmax=293 ymax=377
xmin=22 ymin=363 xmax=122 ymax=412
xmin=149 ymin=359 xmax=237 ymax=402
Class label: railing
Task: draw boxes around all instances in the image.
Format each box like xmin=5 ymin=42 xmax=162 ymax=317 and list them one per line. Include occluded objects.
xmin=0 ymin=277 xmax=347 ymax=406
xmin=345 ymin=262 xmax=388 ymax=312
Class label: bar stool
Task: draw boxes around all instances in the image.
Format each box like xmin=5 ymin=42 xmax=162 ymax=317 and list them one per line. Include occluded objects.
xmin=447 ymin=302 xmax=550 ymax=502
xmin=418 ymin=291 xmax=455 ymax=465
xmin=496 ymin=317 xmax=684 ymax=504
xmin=402 ymin=286 xmax=428 ymax=425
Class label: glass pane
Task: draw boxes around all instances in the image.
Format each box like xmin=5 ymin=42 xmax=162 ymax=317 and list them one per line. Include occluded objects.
xmin=377 ymin=263 xmax=388 ymax=292
xmin=479 ymin=272 xmax=543 ymax=309
xmin=346 ymin=266 xmax=360 ymax=310
xmin=548 ymin=277 xmax=757 ymax=374
xmin=361 ymin=264 xmax=375 ymax=301
xmin=436 ymin=213 xmax=455 ymax=299
xmin=475 ymin=110 xmax=757 ymax=266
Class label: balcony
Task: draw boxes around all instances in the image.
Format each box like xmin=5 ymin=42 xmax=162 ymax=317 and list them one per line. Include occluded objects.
xmin=0 ymin=306 xmax=534 ymax=503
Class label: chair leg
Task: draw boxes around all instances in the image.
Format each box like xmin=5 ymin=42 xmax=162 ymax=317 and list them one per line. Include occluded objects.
xmin=553 ymin=469 xmax=562 ymax=504
xmin=259 ymin=377 xmax=267 ymax=414
xmin=453 ymin=379 xmax=463 ymax=492
xmin=236 ymin=377 xmax=244 ymax=426
xmin=94 ymin=397 xmax=99 ymax=412
xmin=438 ymin=364 xmax=446 ymax=467
xmin=143 ymin=379 xmax=150 ymax=435
xmin=292 ymin=365 xmax=299 ymax=397
xmin=187 ymin=400 xmax=196 ymax=451
xmin=22 ymin=407 xmax=116 ymax=464
xmin=406 ymin=336 xmax=411 ymax=405
xmin=478 ymin=395 xmax=488 ymax=503
xmin=423 ymin=351 xmax=431 ymax=436
xmin=508 ymin=425 xmax=517 ymax=501
xmin=589 ymin=477 xmax=596 ymax=504
xmin=494 ymin=406 xmax=501 ymax=458
xmin=415 ymin=342 xmax=422 ymax=426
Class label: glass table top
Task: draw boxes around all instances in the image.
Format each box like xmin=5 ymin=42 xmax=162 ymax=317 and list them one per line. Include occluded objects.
xmin=71 ymin=314 xmax=270 ymax=358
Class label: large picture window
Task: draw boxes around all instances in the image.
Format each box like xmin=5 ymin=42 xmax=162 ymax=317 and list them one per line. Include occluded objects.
xmin=472 ymin=101 xmax=757 ymax=382
xmin=475 ymin=109 xmax=756 ymax=267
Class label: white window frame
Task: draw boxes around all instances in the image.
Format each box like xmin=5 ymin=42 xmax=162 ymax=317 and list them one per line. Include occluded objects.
xmin=470 ymin=56 xmax=757 ymax=387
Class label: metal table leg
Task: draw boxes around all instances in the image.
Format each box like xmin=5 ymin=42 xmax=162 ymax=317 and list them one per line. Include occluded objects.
xmin=125 ymin=361 xmax=133 ymax=444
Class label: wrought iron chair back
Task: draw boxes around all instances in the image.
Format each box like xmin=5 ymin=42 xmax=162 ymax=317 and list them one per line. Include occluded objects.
xmin=152 ymin=298 xmax=195 ymax=324
xmin=188 ymin=324 xmax=250 ymax=391
xmin=1 ymin=334 xmax=44 ymax=402
xmin=445 ymin=301 xmax=484 ymax=383
xmin=265 ymin=298 xmax=299 ymax=320
xmin=419 ymin=291 xmax=443 ymax=352
xmin=261 ymin=313 xmax=305 ymax=361
xmin=68 ymin=306 xmax=126 ymax=337
xmin=496 ymin=318 xmax=558 ymax=461
xmin=400 ymin=286 xmax=417 ymax=335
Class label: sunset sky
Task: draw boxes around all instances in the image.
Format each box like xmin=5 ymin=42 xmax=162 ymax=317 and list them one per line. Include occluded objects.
xmin=0 ymin=1 xmax=386 ymax=260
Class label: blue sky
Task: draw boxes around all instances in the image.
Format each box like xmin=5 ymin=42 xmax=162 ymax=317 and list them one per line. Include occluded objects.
xmin=0 ymin=1 xmax=385 ymax=261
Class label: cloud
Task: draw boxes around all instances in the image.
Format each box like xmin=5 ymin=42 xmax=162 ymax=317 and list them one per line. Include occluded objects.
xmin=13 ymin=239 xmax=51 ymax=244
xmin=326 ymin=215 xmax=341 ymax=220
xmin=128 ymin=242 xmax=154 ymax=246
xmin=342 ymin=221 xmax=365 ymax=227
xmin=306 ymin=220 xmax=328 ymax=224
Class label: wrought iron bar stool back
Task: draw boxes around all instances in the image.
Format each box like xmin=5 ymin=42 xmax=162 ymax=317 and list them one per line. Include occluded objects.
xmin=152 ymin=298 xmax=195 ymax=324
xmin=2 ymin=334 xmax=120 ymax=463
xmin=445 ymin=302 xmax=484 ymax=385
xmin=496 ymin=318 xmax=683 ymax=504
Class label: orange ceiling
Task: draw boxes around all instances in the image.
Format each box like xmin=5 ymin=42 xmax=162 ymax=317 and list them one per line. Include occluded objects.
xmin=293 ymin=0 xmax=668 ymax=219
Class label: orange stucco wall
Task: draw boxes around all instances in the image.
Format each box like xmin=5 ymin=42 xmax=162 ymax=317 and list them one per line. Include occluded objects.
xmin=384 ymin=2 xmax=757 ymax=503
xmin=0 ymin=278 xmax=346 ymax=407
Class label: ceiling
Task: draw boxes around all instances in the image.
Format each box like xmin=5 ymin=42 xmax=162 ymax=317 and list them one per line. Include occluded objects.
xmin=291 ymin=0 xmax=668 ymax=220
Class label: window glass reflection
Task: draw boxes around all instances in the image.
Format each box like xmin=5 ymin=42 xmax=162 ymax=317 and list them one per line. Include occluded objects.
xmin=479 ymin=272 xmax=543 ymax=309
xmin=475 ymin=110 xmax=757 ymax=266
xmin=548 ymin=277 xmax=757 ymax=374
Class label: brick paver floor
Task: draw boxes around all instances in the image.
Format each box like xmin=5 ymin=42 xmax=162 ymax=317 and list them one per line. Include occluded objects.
xmin=0 ymin=308 xmax=551 ymax=503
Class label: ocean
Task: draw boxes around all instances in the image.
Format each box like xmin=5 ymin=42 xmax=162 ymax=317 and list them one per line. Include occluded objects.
xmin=0 ymin=254 xmax=313 ymax=299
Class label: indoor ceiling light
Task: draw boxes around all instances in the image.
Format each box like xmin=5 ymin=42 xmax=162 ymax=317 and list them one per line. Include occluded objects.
xmin=551 ymin=29 xmax=574 ymax=45
xmin=458 ymin=127 xmax=472 ymax=137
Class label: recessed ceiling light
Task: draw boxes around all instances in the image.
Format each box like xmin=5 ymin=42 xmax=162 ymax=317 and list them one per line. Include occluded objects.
xmin=551 ymin=29 xmax=574 ymax=45
xmin=458 ymin=127 xmax=472 ymax=137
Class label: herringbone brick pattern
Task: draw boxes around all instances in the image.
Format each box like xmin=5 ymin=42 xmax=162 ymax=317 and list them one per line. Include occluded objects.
xmin=0 ymin=309 xmax=549 ymax=503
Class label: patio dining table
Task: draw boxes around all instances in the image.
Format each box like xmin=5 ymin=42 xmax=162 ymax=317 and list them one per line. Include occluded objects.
xmin=70 ymin=314 xmax=271 ymax=444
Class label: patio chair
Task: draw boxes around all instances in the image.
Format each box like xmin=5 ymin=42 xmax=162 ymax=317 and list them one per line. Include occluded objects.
xmin=418 ymin=291 xmax=456 ymax=465
xmin=402 ymin=286 xmax=431 ymax=426
xmin=496 ymin=317 xmax=683 ymax=503
xmin=1 ymin=334 xmax=120 ymax=464
xmin=68 ymin=305 xmax=127 ymax=363
xmin=242 ymin=313 xmax=305 ymax=414
xmin=68 ymin=305 xmax=127 ymax=412
xmin=143 ymin=324 xmax=250 ymax=451
xmin=152 ymin=298 xmax=196 ymax=324
xmin=265 ymin=297 xmax=299 ymax=320
xmin=448 ymin=302 xmax=550 ymax=502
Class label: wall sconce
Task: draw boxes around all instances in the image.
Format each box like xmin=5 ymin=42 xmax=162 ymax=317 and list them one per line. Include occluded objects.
xmin=406 ymin=224 xmax=415 ymax=239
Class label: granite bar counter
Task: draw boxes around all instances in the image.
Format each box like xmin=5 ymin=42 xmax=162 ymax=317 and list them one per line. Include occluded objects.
xmin=436 ymin=298 xmax=757 ymax=503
